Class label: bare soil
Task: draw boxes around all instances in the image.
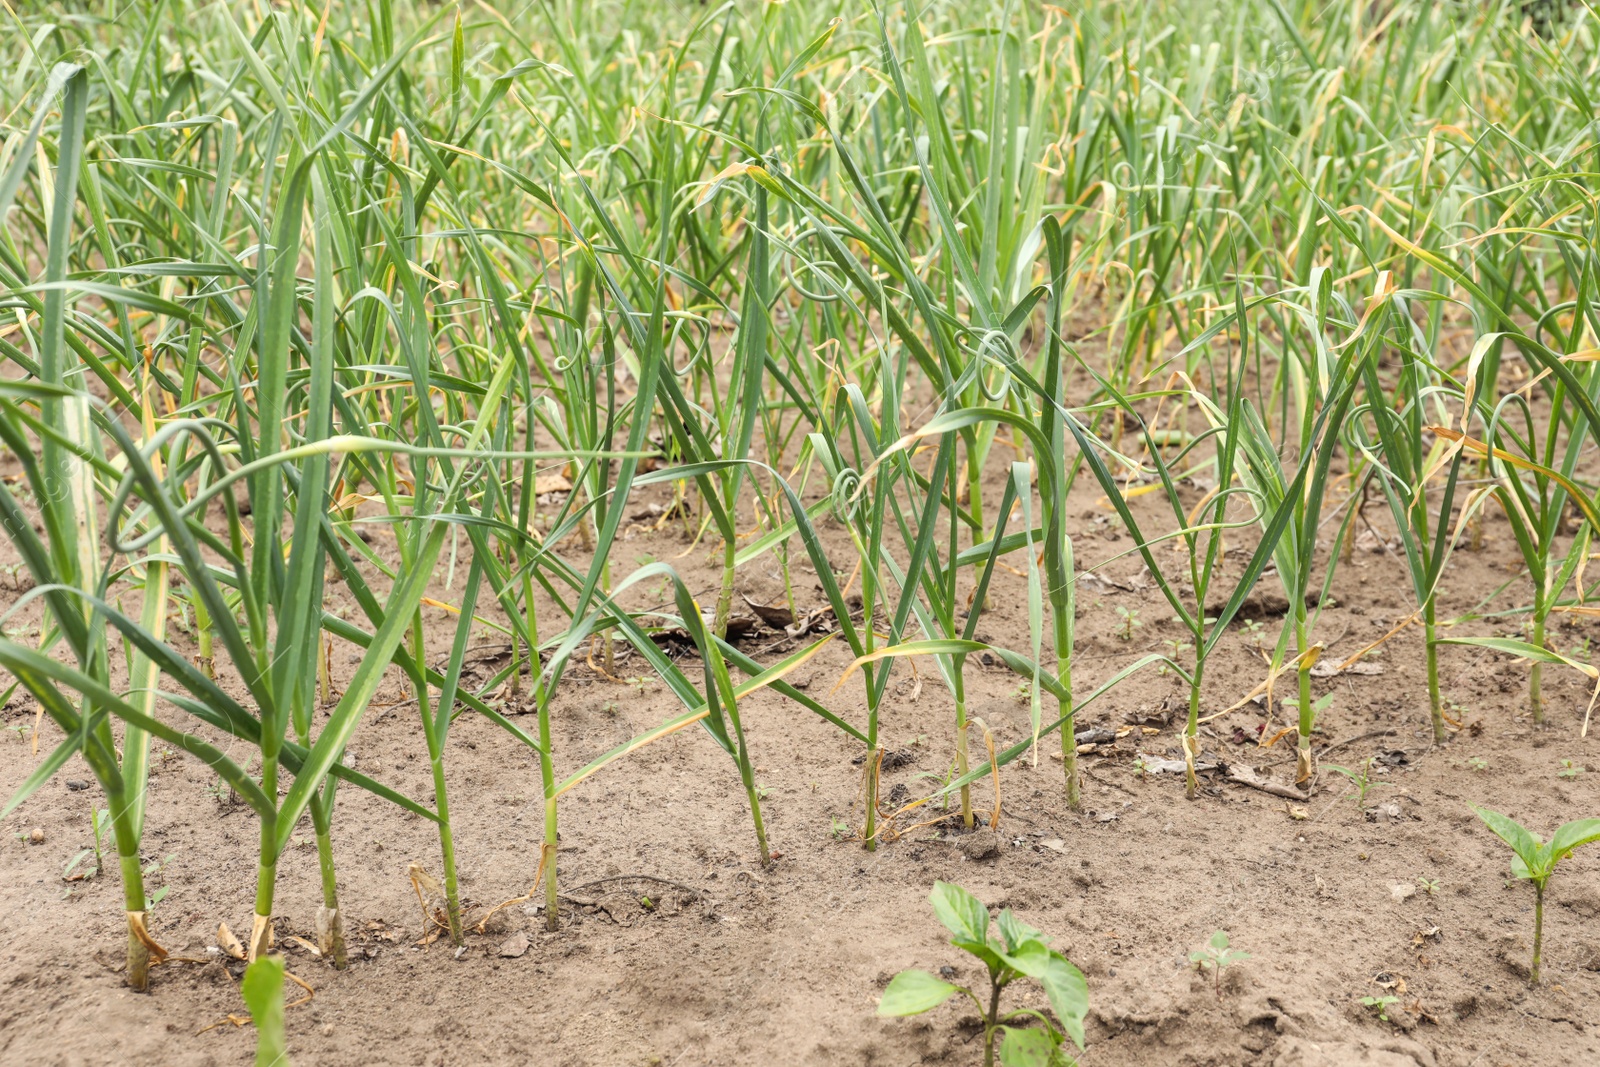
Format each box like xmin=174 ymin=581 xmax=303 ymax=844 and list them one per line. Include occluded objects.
xmin=3 ymin=445 xmax=1598 ymax=1067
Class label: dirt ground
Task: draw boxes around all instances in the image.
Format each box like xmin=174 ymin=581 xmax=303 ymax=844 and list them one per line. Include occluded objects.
xmin=3 ymin=429 xmax=1599 ymax=1067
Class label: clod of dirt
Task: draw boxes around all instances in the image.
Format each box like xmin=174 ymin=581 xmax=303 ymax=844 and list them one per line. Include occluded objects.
xmin=1309 ymin=660 xmax=1385 ymax=678
xmin=191 ymin=959 xmax=233 ymax=989
xmin=1371 ymin=972 xmax=1406 ymax=994
xmin=1564 ymin=886 xmax=1600 ymax=919
xmin=852 ymin=748 xmax=916 ymax=769
xmin=1270 ymin=1036 xmax=1435 ymax=1067
xmin=629 ymin=499 xmax=689 ymax=522
xmin=739 ymin=593 xmax=795 ymax=630
xmin=533 ymin=473 xmax=571 ymax=496
xmin=26 ymin=827 xmax=43 ymax=844
xmin=956 ymin=830 xmax=1002 ymax=861
xmin=498 ymin=933 xmax=530 ymax=958
xmin=650 ymin=613 xmax=758 ymax=646
xmin=1124 ymin=705 xmax=1173 ymax=727
xmin=1205 ymin=588 xmax=1318 ymax=620
xmin=1491 ymin=935 xmax=1531 ymax=979
xmin=478 ymin=907 xmax=515 ymax=936
xmin=1368 ymin=802 xmax=1405 ymax=823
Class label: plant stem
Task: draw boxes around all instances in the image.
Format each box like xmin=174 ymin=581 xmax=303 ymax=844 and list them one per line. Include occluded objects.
xmin=309 ymin=793 xmax=348 ymax=969
xmin=862 ymin=746 xmax=881 ymax=850
xmin=965 ymin=429 xmax=985 ymax=547
xmin=436 ymin=811 xmax=464 ymax=943
xmin=525 ymin=575 xmax=560 ymax=929
xmin=984 ymin=977 xmax=1003 ymax=1067
xmin=413 ymin=617 xmax=464 ymax=945
xmin=1060 ymin=684 xmax=1079 ymax=811
xmin=109 ymin=787 xmax=153 ymax=991
xmin=251 ymin=733 xmax=280 ymax=962
xmin=318 ymin=631 xmax=333 ymax=707
xmin=953 ymin=663 xmax=973 ymax=829
xmin=195 ymin=594 xmax=214 ymax=679
xmin=542 ymin=793 xmax=560 ymax=929
xmin=1531 ymin=882 xmax=1544 ymax=985
xmin=601 ymin=556 xmax=616 ymax=675
xmin=250 ymin=846 xmax=277 ymax=962
xmin=1424 ymin=599 xmax=1446 ymax=742
xmin=735 ymin=737 xmax=771 ymax=865
xmin=778 ymin=539 xmax=797 ymax=620
xmin=426 ymin=738 xmax=464 ymax=945
xmin=863 ymin=555 xmax=881 ymax=851
xmin=1530 ymin=612 xmax=1546 ymax=726
xmin=713 ymin=531 xmax=737 ymax=641
xmin=1184 ymin=664 xmax=1204 ymax=800
xmin=507 ymin=624 xmax=522 ymax=698
xmin=1053 ymin=539 xmax=1079 ymax=811
xmin=1294 ymin=614 xmax=1314 ymax=787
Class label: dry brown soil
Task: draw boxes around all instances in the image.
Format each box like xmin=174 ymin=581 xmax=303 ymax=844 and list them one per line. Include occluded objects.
xmin=2 ymin=441 xmax=1598 ymax=1067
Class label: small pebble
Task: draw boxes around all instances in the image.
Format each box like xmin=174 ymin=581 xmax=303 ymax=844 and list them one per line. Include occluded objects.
xmin=27 ymin=827 xmax=45 ymax=845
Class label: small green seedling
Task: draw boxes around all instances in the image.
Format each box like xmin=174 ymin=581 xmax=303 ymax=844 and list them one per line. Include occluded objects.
xmin=914 ymin=766 xmax=957 ymax=810
xmin=1557 ymin=759 xmax=1583 ymax=780
xmin=1325 ymin=757 xmax=1386 ymax=811
xmin=62 ymin=806 xmax=112 ymax=883
xmin=1473 ymin=805 xmax=1600 ymax=984
xmin=879 ymin=881 xmax=1088 ymax=1067
xmin=1189 ymin=930 xmax=1249 ymax=997
xmin=1417 ymin=877 xmax=1440 ymax=897
xmin=1360 ymin=994 xmax=1399 ymax=1022
xmin=1114 ymin=605 xmax=1141 ymax=642
xmin=1465 ymin=757 xmax=1488 ymax=772
xmin=142 ymin=853 xmax=175 ymax=908
xmin=1159 ymin=638 xmax=1192 ymax=674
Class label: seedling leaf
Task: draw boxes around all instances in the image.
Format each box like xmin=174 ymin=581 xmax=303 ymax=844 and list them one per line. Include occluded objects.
xmin=929 ymin=881 xmax=990 ymax=944
xmin=878 ymin=970 xmax=960 ymax=1016
xmin=1549 ymin=817 xmax=1600 ymax=861
xmin=1473 ymin=805 xmax=1544 ymax=878
xmin=1037 ymin=953 xmax=1090 ymax=1049
xmin=240 ymin=954 xmax=290 ymax=1067
xmin=998 ymin=1024 xmax=1070 ymax=1066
